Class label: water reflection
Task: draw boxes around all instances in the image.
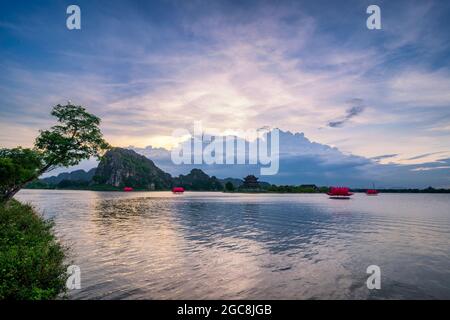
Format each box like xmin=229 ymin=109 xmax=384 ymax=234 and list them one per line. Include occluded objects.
xmin=16 ymin=190 xmax=450 ymax=299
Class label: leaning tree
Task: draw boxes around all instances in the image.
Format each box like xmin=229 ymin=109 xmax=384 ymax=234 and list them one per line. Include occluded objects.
xmin=0 ymin=103 xmax=110 ymax=202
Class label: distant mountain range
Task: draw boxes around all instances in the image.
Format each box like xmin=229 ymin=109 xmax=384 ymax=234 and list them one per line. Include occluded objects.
xmin=27 ymin=147 xmax=253 ymax=191
xmin=40 ymin=168 xmax=97 ymax=185
xmin=29 ymin=130 xmax=450 ymax=189
xmin=26 ymin=146 xmax=450 ymax=193
xmin=40 ymin=129 xmax=450 ymax=188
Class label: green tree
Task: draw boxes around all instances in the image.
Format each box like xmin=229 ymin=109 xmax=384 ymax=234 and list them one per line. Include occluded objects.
xmin=225 ymin=181 xmax=235 ymax=192
xmin=0 ymin=103 xmax=109 ymax=202
xmin=0 ymin=148 xmax=44 ymax=201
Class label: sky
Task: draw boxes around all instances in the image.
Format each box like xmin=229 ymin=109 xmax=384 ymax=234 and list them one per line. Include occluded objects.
xmin=1 ymin=0 xmax=450 ymax=187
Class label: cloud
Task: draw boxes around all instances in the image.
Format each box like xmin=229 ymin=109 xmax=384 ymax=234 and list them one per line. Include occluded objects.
xmin=126 ymin=129 xmax=450 ymax=188
xmin=411 ymin=166 xmax=450 ymax=172
xmin=371 ymin=154 xmax=399 ymax=161
xmin=327 ymin=99 xmax=365 ymax=128
xmin=404 ymin=151 xmax=448 ymax=161
xmin=387 ymin=70 xmax=450 ymax=108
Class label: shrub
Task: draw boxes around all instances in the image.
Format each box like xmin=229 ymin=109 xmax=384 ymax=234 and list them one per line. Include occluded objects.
xmin=0 ymin=200 xmax=68 ymax=299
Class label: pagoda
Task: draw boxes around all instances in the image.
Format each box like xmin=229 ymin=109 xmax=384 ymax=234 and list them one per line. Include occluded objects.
xmin=242 ymin=175 xmax=260 ymax=189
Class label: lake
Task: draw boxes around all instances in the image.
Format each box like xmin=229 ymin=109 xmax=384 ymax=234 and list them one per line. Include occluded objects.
xmin=16 ymin=190 xmax=450 ymax=299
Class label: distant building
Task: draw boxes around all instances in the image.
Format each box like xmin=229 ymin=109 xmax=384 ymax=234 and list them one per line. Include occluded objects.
xmin=242 ymin=175 xmax=260 ymax=189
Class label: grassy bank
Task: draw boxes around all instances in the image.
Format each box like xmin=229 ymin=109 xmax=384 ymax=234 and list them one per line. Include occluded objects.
xmin=0 ymin=200 xmax=68 ymax=299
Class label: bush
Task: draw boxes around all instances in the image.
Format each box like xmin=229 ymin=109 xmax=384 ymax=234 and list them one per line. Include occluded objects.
xmin=0 ymin=200 xmax=68 ymax=299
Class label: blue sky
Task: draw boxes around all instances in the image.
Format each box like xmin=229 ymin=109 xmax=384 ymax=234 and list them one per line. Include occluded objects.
xmin=1 ymin=0 xmax=450 ymax=187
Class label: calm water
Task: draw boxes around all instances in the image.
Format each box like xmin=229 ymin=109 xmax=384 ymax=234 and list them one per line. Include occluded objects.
xmin=16 ymin=190 xmax=450 ymax=299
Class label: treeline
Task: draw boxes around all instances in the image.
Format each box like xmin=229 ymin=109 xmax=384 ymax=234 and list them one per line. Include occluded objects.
xmin=224 ymin=183 xmax=328 ymax=193
xmin=27 ymin=179 xmax=91 ymax=190
xmin=352 ymin=187 xmax=450 ymax=193
xmin=266 ymin=185 xmax=328 ymax=193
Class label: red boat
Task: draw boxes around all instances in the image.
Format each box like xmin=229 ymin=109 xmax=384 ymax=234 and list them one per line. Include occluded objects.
xmin=123 ymin=187 xmax=133 ymax=192
xmin=327 ymin=186 xmax=353 ymax=199
xmin=366 ymin=183 xmax=379 ymax=195
xmin=172 ymin=187 xmax=185 ymax=194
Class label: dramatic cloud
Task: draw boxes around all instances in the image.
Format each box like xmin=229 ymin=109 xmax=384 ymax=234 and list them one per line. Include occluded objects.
xmin=134 ymin=129 xmax=449 ymax=188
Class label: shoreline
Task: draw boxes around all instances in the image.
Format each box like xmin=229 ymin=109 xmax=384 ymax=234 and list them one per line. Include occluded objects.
xmin=22 ymin=188 xmax=450 ymax=194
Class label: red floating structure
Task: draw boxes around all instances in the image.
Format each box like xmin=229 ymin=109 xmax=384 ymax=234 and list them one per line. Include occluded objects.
xmin=123 ymin=187 xmax=133 ymax=192
xmin=327 ymin=186 xmax=353 ymax=199
xmin=172 ymin=187 xmax=185 ymax=194
xmin=366 ymin=183 xmax=379 ymax=196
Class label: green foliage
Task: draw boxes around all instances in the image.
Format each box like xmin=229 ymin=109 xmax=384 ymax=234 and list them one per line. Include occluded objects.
xmin=0 ymin=148 xmax=43 ymax=201
xmin=225 ymin=181 xmax=235 ymax=192
xmin=1 ymin=103 xmax=110 ymax=202
xmin=56 ymin=180 xmax=90 ymax=189
xmin=0 ymin=200 xmax=68 ymax=299
xmin=25 ymin=180 xmax=53 ymax=189
xmin=35 ymin=104 xmax=110 ymax=168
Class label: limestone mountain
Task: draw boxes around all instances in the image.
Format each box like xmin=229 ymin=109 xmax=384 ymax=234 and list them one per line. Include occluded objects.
xmin=173 ymin=168 xmax=223 ymax=191
xmin=27 ymin=148 xmax=229 ymax=191
xmin=93 ymin=147 xmax=172 ymax=190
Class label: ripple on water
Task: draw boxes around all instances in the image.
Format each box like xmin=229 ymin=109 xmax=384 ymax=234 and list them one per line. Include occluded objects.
xmin=15 ymin=190 xmax=450 ymax=299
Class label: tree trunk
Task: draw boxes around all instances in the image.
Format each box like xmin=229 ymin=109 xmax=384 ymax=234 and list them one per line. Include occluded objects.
xmin=4 ymin=188 xmax=21 ymax=201
xmin=1 ymin=162 xmax=54 ymax=203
